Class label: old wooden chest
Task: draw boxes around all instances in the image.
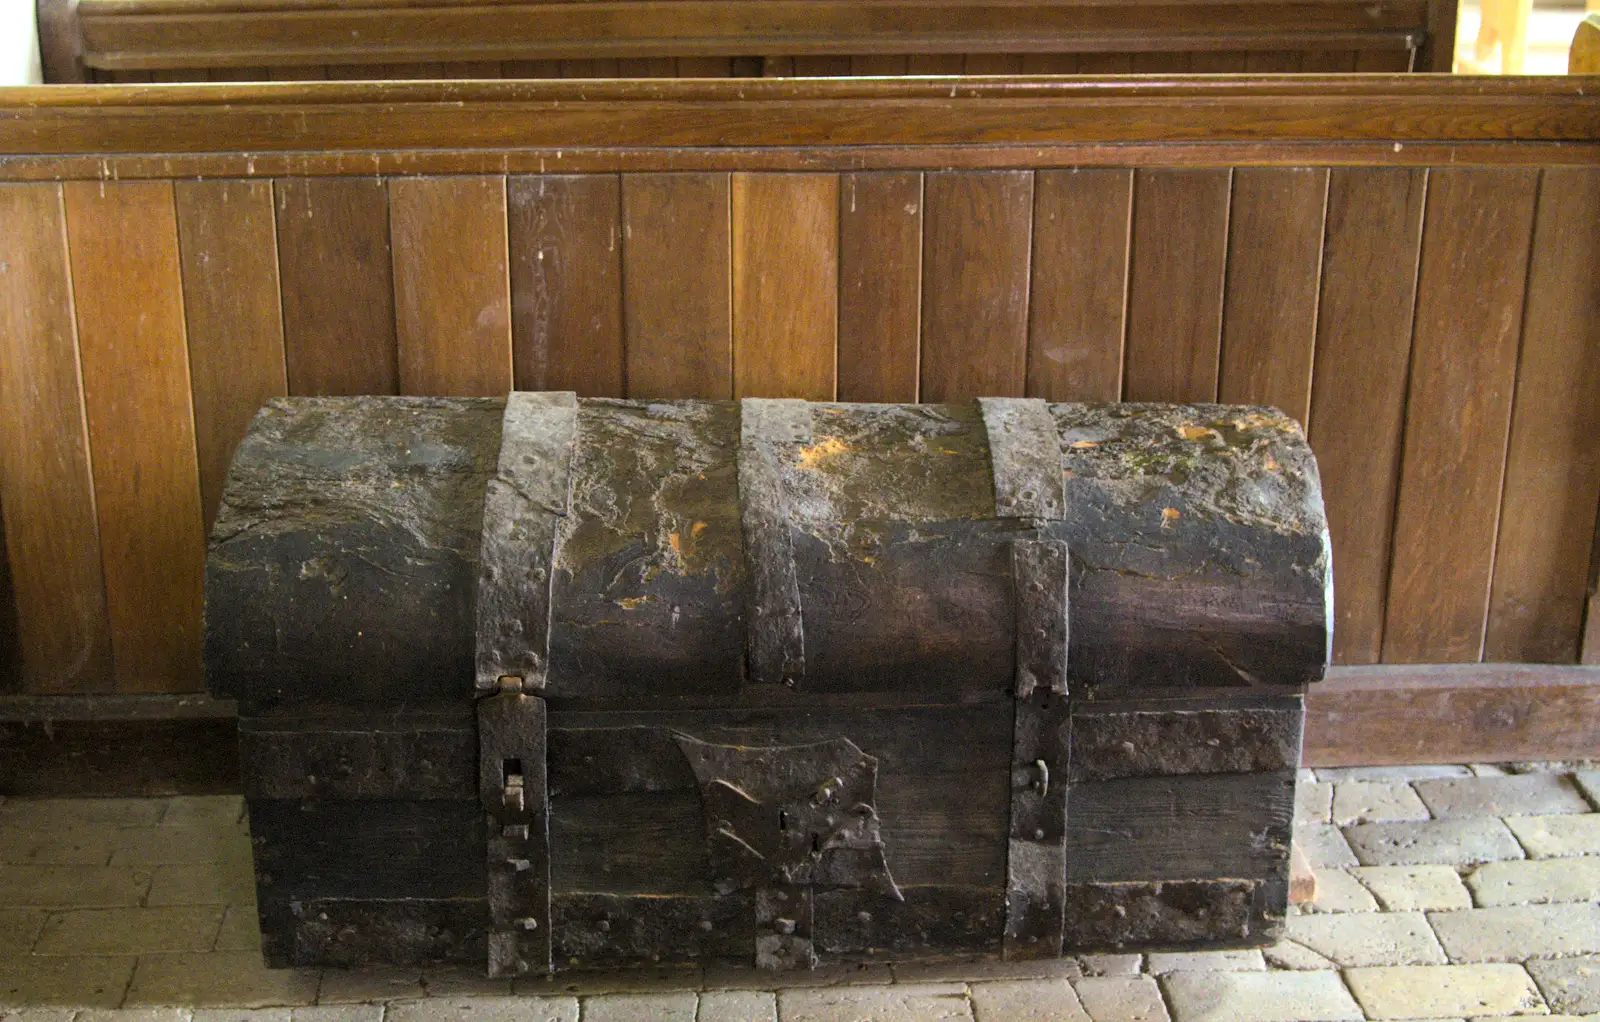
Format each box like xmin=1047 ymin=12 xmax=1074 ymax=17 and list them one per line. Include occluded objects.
xmin=205 ymin=394 xmax=1330 ymax=976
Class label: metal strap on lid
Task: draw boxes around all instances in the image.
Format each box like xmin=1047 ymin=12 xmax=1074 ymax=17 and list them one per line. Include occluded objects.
xmin=737 ymin=398 xmax=811 ymax=688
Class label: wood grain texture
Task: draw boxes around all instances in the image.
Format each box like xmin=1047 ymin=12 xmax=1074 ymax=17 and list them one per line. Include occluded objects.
xmin=837 ymin=172 xmax=922 ymax=403
xmin=0 ymin=184 xmax=113 ymax=693
xmin=507 ymin=175 xmax=624 ymax=396
xmin=919 ymin=171 xmax=1034 ymax=401
xmin=63 ymin=180 xmax=206 ymax=692
xmin=1123 ymin=169 xmax=1231 ymax=402
xmin=621 ymin=173 xmax=732 ymax=399
xmin=731 ymin=173 xmax=838 ymax=400
xmin=1586 ymin=508 xmax=1600 ymax=665
xmin=389 ymin=175 xmax=513 ymax=396
xmin=1485 ymin=168 xmax=1600 ymax=663
xmin=1026 ymin=169 xmax=1132 ymax=402
xmin=174 ymin=179 xmax=287 ymax=531
xmin=1307 ymin=168 xmax=1426 ymax=665
xmin=1383 ymin=167 xmax=1539 ymax=663
xmin=1218 ymin=167 xmax=1329 ymax=424
xmin=275 ymin=177 xmax=398 ymax=395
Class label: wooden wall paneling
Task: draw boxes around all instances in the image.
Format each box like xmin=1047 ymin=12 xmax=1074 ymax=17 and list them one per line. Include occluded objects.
xmin=1382 ymin=167 xmax=1539 ymax=663
xmin=62 ymin=180 xmax=206 ymax=693
xmin=621 ymin=173 xmax=733 ymax=399
xmin=0 ymin=514 xmax=17 ymax=690
xmin=851 ymin=56 xmax=910 ymax=74
xmin=1123 ymin=169 xmax=1232 ymax=402
xmin=905 ymin=54 xmax=966 ymax=73
xmin=274 ymin=178 xmax=399 ymax=395
xmin=441 ymin=61 xmax=502 ymax=77
xmin=561 ymin=60 xmax=621 ymax=78
xmin=1306 ymin=168 xmax=1427 ymax=665
xmin=618 ymin=58 xmax=677 ymax=77
xmin=1301 ymin=50 xmax=1361 ymax=70
xmin=389 ymin=175 xmax=513 ymax=396
xmin=1076 ymin=54 xmax=1135 ymax=72
xmin=1131 ymin=52 xmax=1193 ymax=72
xmin=173 ymin=180 xmax=288 ymax=532
xmin=793 ymin=56 xmax=853 ymax=75
xmin=1020 ymin=54 xmax=1080 ymax=72
xmin=1189 ymin=52 xmax=1251 ymax=71
xmin=1245 ymin=52 xmax=1304 ymax=71
xmin=837 ymin=172 xmax=923 ymax=403
xmin=1026 ymin=169 xmax=1132 ymax=403
xmin=1355 ymin=49 xmax=1416 ymax=70
xmin=1586 ymin=504 xmax=1600 ymax=665
xmin=507 ymin=175 xmax=625 ymax=397
xmin=502 ymin=60 xmax=564 ymax=77
xmin=0 ymin=184 xmax=113 ymax=693
xmin=268 ymin=66 xmax=325 ymax=81
xmin=1217 ymin=167 xmax=1329 ymax=425
xmin=731 ymin=173 xmax=839 ymax=400
xmin=765 ymin=56 xmax=798 ymax=76
xmin=965 ymin=54 xmax=1025 ymax=73
xmin=919 ymin=171 xmax=1035 ymax=402
xmin=678 ymin=58 xmax=736 ymax=76
xmin=1485 ymin=169 xmax=1600 ymax=663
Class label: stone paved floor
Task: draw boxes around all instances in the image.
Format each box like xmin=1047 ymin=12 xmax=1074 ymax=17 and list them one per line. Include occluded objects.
xmin=2 ymin=762 xmax=1599 ymax=1021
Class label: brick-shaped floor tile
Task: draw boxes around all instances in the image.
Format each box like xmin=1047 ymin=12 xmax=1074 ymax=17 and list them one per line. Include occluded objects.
xmin=0 ymin=955 xmax=135 ymax=1008
xmin=0 ymin=909 xmax=46 ymax=954
xmin=970 ymin=979 xmax=1090 ymax=1022
xmin=34 ymin=905 xmax=223 ymax=955
xmin=159 ymin=797 xmax=245 ymax=828
xmin=1344 ymin=964 xmax=1546 ymax=1019
xmin=1298 ymin=825 xmax=1359 ymax=868
xmin=0 ymin=798 xmax=167 ymax=829
xmin=1286 ymin=912 xmax=1446 ymax=966
xmin=387 ymin=996 xmax=578 ymax=1022
xmin=292 ymin=1007 xmax=384 ymax=1022
xmin=1303 ymin=870 xmax=1379 ymax=914
xmin=520 ymin=966 xmax=704 ymax=997
xmin=1314 ymin=766 xmax=1471 ymax=782
xmin=1505 ymin=815 xmax=1600 ymax=859
xmin=110 ymin=826 xmax=252 ymax=868
xmin=1297 ymin=783 xmax=1333 ymax=825
xmin=1350 ymin=866 xmax=1473 ymax=911
xmin=1262 ymin=941 xmax=1336 ymax=971
xmin=0 ymin=1008 xmax=79 ymax=1022
xmin=1416 ymin=776 xmax=1591 ymax=819
xmin=1073 ymin=977 xmax=1169 ymax=1022
xmin=778 ymin=983 xmax=972 ymax=1022
xmin=697 ymin=989 xmax=776 ymax=1022
xmin=315 ymin=966 xmax=424 ymax=1004
xmin=1076 ymin=956 xmax=1143 ymax=978
xmin=1159 ymin=971 xmax=1362 ymax=1022
xmin=1574 ymin=771 xmax=1600 ymax=808
xmin=1146 ymin=952 xmax=1265 ymax=975
xmin=1466 ymin=858 xmax=1600 ymax=906
xmin=0 ymin=826 xmax=119 ymax=866
xmin=1332 ymin=782 xmax=1430 ymax=826
xmin=192 ymin=1009 xmax=292 ymax=1022
xmin=213 ymin=906 xmax=262 ymax=952
xmin=582 ymin=992 xmax=698 ymax=1022
xmin=0 ymin=865 xmax=154 ymax=908
xmin=1526 ymin=956 xmax=1600 ymax=1015
xmin=1345 ymin=819 xmax=1524 ymax=866
xmin=1429 ymin=903 xmax=1600 ymax=962
xmin=124 ymin=951 xmax=319 ymax=1008
xmin=894 ymin=955 xmax=1082 ymax=984
xmin=76 ymin=1010 xmax=190 ymax=1022
xmin=146 ymin=861 xmax=256 ymax=907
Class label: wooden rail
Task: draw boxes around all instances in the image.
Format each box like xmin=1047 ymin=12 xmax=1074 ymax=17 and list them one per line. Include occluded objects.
xmin=0 ymin=78 xmax=1597 ymax=709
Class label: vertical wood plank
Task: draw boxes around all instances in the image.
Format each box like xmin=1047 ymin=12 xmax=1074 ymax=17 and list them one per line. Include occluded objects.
xmin=174 ymin=179 xmax=288 ymax=532
xmin=618 ymin=58 xmax=676 ymax=77
xmin=679 ymin=57 xmax=736 ymax=76
xmin=1189 ymin=52 xmax=1251 ymax=71
xmin=1218 ymin=167 xmax=1329 ymax=424
xmin=508 ymin=175 xmax=624 ymax=397
xmin=0 ymin=184 xmax=113 ymax=693
xmin=1586 ymin=508 xmax=1600 ymax=665
xmin=851 ymin=55 xmax=910 ymax=74
xmin=919 ymin=171 xmax=1034 ymax=402
xmin=1131 ymin=52 xmax=1193 ymax=71
xmin=622 ymin=173 xmax=732 ymax=399
xmin=1307 ymin=168 xmax=1427 ymax=665
xmin=1246 ymin=51 xmax=1304 ymax=71
xmin=965 ymin=54 xmax=1024 ymax=73
xmin=1123 ymin=169 xmax=1231 ymax=402
xmin=1020 ymin=54 xmax=1080 ymax=72
xmin=1076 ymin=54 xmax=1135 ymax=72
xmin=837 ymin=172 xmax=923 ymax=403
xmin=1302 ymin=50 xmax=1360 ymax=70
xmin=793 ymin=55 xmax=853 ymax=75
xmin=731 ymin=173 xmax=839 ymax=400
xmin=1355 ymin=49 xmax=1415 ymax=70
xmin=275 ymin=177 xmax=398 ymax=395
xmin=1485 ymin=169 xmax=1600 ymax=663
xmin=1383 ymin=167 xmax=1539 ymax=663
xmin=64 ymin=180 xmax=206 ymax=693
xmin=1026 ymin=169 xmax=1132 ymax=402
xmin=390 ymin=176 xmax=513 ymax=396
xmin=906 ymin=54 xmax=966 ymax=73
xmin=503 ymin=60 xmax=564 ymax=77
xmin=560 ymin=59 xmax=621 ymax=78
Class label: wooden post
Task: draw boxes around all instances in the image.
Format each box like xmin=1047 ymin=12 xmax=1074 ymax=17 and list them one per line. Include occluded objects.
xmin=35 ymin=0 xmax=84 ymax=82
xmin=1573 ymin=13 xmax=1600 ymax=73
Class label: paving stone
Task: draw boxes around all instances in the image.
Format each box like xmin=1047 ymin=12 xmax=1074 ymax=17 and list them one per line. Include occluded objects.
xmin=1315 ymin=765 xmax=1472 ymax=782
xmin=1416 ymin=776 xmax=1592 ymax=819
xmin=1344 ymin=964 xmax=1546 ymax=1019
xmin=1298 ymin=825 xmax=1359 ymax=868
xmin=1469 ymin=1017 xmax=1600 ymax=1022
xmin=109 ymin=826 xmax=252 ymax=868
xmin=146 ymin=861 xmax=257 ymax=906
xmin=417 ymin=965 xmax=513 ymax=998
xmin=1471 ymin=765 xmax=1512 ymax=777
xmin=1146 ymin=951 xmax=1265 ymax=975
xmin=1262 ymin=941 xmax=1337 ymax=971
xmin=971 ymin=979 xmax=1089 ymax=1022
xmin=1345 ymin=818 xmax=1525 ymax=866
xmin=77 ymin=1011 xmax=190 ymax=1022
xmin=0 ymin=798 xmax=167 ymax=829
xmin=1506 ymin=815 xmax=1600 ymax=859
xmin=1430 ymin=903 xmax=1600 ymax=962
xmin=1526 ymin=956 xmax=1600 ymax=1015
xmin=291 ymin=1008 xmax=384 ymax=1022
xmin=700 ymin=964 xmax=885 ymax=991
xmin=1466 ymin=858 xmax=1600 ymax=906
xmin=315 ymin=967 xmax=424 ymax=1003
xmin=0 ymin=866 xmax=153 ymax=908
xmin=192 ymin=1010 xmax=292 ymax=1022
xmin=1076 ymin=956 xmax=1143 ymax=978
xmin=34 ymin=905 xmax=224 ymax=956
xmin=0 ymin=825 xmax=119 ymax=866
xmin=696 ymin=989 xmax=776 ymax=1022
xmin=387 ymin=997 xmax=578 ymax=1022
xmin=0 ymin=955 xmax=136 ymax=1008
xmin=213 ymin=906 xmax=261 ymax=952
xmin=1332 ymin=782 xmax=1431 ymax=826
xmin=778 ymin=983 xmax=972 ymax=1022
xmin=160 ymin=797 xmax=246 ymax=828
xmin=1303 ymin=869 xmax=1380 ymax=914
xmin=0 ymin=1010 xmax=83 ymax=1022
xmin=1351 ymin=865 xmax=1475 ymax=912
xmin=1159 ymin=971 xmax=1362 ymax=1022
xmin=124 ymin=951 xmax=320 ymax=1008
xmin=1286 ymin=911 xmax=1447 ymax=966
xmin=1575 ymin=772 xmax=1600 ymax=808
xmin=1073 ymin=977 xmax=1169 ymax=1022
xmin=584 ymin=992 xmax=699 ymax=1022
xmin=894 ymin=956 xmax=1081 ymax=984
xmin=1297 ymin=783 xmax=1333 ymax=824
xmin=0 ymin=910 xmax=46 ymax=954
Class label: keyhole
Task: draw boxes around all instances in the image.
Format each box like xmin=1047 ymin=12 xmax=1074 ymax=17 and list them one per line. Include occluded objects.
xmin=503 ymin=758 xmax=523 ymax=782
xmin=811 ymin=832 xmax=821 ymax=854
xmin=779 ymin=810 xmax=790 ymax=831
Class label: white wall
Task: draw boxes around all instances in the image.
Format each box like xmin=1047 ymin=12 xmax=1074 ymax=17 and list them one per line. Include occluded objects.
xmin=1 ymin=0 xmax=44 ymax=85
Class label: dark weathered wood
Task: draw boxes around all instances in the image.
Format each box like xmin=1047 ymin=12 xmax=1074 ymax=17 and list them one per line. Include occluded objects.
xmin=0 ymin=713 xmax=239 ymax=797
xmin=1061 ymin=879 xmax=1279 ymax=951
xmin=551 ymin=892 xmax=752 ymax=965
xmin=237 ymin=711 xmax=475 ymax=800
xmin=738 ymin=399 xmax=811 ymax=688
xmin=295 ymin=898 xmax=487 ymax=968
xmin=1069 ymin=694 xmax=1303 ymax=781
